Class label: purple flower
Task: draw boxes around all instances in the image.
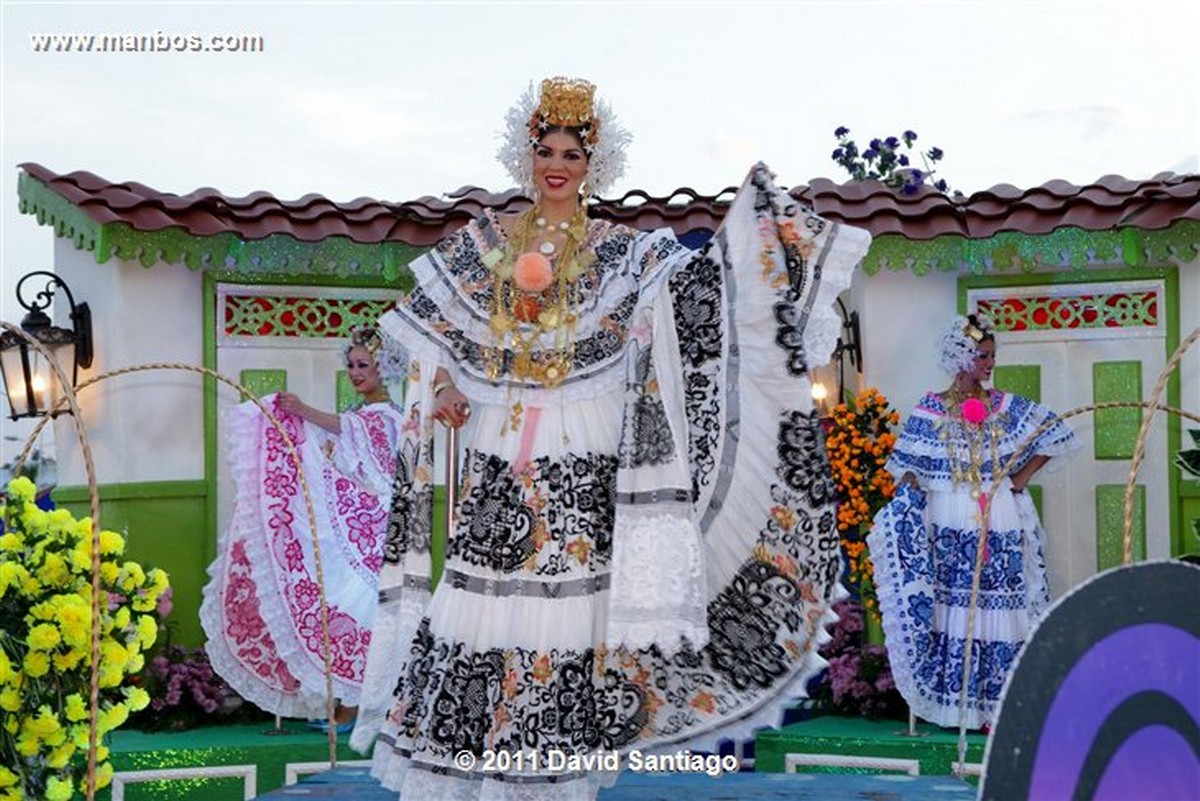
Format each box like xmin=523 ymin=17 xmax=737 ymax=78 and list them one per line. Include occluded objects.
xmin=928 ymin=147 xmax=944 ymax=161
xmin=832 ymin=148 xmax=844 ymax=160
xmin=884 ymin=136 xmax=900 ymax=149
xmin=898 ymin=154 xmax=910 ymax=166
xmin=903 ymin=130 xmax=917 ymax=142
xmin=935 ymin=179 xmax=949 ymax=192
xmin=901 ymin=183 xmax=919 ymax=196
xmin=862 ymin=148 xmax=878 ymax=161
xmin=835 ymin=126 xmax=850 ymax=138
xmin=869 ymin=138 xmax=882 ymax=151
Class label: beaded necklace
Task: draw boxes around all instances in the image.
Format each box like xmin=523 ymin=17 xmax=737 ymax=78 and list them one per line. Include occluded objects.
xmin=482 ymin=205 xmax=594 ymax=388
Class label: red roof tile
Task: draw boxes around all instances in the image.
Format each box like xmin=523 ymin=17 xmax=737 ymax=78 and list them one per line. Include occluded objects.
xmin=18 ymin=162 xmax=1200 ymax=248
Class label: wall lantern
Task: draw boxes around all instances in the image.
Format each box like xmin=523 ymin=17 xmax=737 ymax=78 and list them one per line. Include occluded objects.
xmin=0 ymin=272 xmax=93 ymax=420
xmin=810 ymin=298 xmax=863 ymax=416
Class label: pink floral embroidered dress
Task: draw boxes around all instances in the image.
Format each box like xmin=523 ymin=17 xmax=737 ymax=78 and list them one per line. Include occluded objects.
xmin=202 ymin=394 xmax=405 ymax=717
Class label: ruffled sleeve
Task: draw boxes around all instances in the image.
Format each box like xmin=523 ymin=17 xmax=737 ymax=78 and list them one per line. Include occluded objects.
xmin=330 ymin=402 xmax=404 ymax=498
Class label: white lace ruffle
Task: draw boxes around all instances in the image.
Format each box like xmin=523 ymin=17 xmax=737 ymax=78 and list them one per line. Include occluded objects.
xmin=349 ymin=588 xmax=430 ymax=754
xmin=606 ymin=509 xmax=708 ymax=656
xmin=372 ymin=752 xmax=605 ymax=801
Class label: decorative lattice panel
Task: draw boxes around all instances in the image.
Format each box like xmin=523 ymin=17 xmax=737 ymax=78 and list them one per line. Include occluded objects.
xmin=978 ymin=291 xmax=1158 ymax=333
xmin=223 ymin=295 xmax=393 ymax=338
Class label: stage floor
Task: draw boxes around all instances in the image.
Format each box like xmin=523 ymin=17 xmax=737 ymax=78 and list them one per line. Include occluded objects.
xmin=101 ymin=716 xmax=984 ymax=799
xmin=258 ymin=765 xmax=976 ymax=800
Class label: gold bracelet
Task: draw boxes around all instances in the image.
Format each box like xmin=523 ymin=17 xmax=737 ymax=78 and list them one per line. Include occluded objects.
xmin=432 ymin=380 xmax=455 ymax=397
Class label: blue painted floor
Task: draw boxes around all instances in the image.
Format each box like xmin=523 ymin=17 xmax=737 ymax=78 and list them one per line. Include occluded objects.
xmin=260 ymin=767 xmax=975 ymax=800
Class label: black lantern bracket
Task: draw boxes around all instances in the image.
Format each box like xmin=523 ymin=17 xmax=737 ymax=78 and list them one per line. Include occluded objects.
xmin=14 ymin=271 xmax=93 ymax=369
xmin=0 ymin=271 xmax=93 ymax=419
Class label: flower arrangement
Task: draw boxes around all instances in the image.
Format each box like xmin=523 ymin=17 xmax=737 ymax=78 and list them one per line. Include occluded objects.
xmin=813 ymin=599 xmax=906 ymax=720
xmin=831 ymin=127 xmax=953 ymax=196
xmin=824 ymin=389 xmax=900 ymax=622
xmin=128 ymin=641 xmax=259 ymax=732
xmin=0 ymin=476 xmax=169 ymax=800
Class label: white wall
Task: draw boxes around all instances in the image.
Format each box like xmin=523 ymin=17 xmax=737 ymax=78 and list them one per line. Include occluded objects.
xmin=52 ymin=241 xmax=206 ymax=486
xmin=853 ymin=267 xmax=958 ymax=413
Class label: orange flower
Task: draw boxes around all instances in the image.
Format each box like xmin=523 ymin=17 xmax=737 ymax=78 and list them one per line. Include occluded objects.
xmin=531 ymin=654 xmax=553 ymax=684
xmin=690 ymin=691 xmax=716 ymax=714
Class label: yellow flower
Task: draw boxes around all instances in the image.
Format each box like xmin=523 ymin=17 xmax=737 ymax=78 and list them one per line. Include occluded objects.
xmin=98 ymin=529 xmax=125 ymax=555
xmin=47 ymin=740 xmax=77 ymax=768
xmin=0 ymin=687 xmax=21 ymax=712
xmin=6 ymin=476 xmax=36 ymax=502
xmin=27 ymin=622 xmax=61 ymax=651
xmin=0 ymin=533 xmax=22 ymax=551
xmin=95 ymin=761 xmax=115 ymax=789
xmin=112 ymin=606 xmax=131 ymax=631
xmin=37 ymin=551 xmax=71 ymax=586
xmin=0 ymin=766 xmax=16 ymax=788
xmin=57 ymin=598 xmax=91 ymax=648
xmin=52 ymin=649 xmax=86 ymax=672
xmin=65 ymin=693 xmax=88 ymax=722
xmin=119 ymin=561 xmax=146 ymax=591
xmin=23 ymin=650 xmax=51 ymax=678
xmin=125 ymin=686 xmax=151 ymax=712
xmin=136 ymin=614 xmax=158 ymax=650
xmin=99 ymin=702 xmax=129 ymax=734
xmin=45 ymin=775 xmax=74 ymax=801
xmin=0 ymin=652 xmax=11 ymax=684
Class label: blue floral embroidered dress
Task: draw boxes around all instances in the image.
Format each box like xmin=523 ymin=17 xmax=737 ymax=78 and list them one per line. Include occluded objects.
xmin=358 ymin=165 xmax=872 ymax=800
xmin=866 ymin=389 xmax=1077 ymax=729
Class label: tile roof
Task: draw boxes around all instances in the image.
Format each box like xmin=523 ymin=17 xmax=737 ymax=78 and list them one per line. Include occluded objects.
xmin=21 ymin=162 xmax=1199 ymax=249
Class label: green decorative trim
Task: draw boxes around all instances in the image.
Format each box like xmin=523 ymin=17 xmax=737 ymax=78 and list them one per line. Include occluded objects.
xmin=959 ymin=265 xmax=1183 ymax=556
xmin=18 ymin=172 xmax=426 ymax=282
xmin=99 ymin=224 xmax=424 ymax=282
xmin=980 ymin=289 xmax=1157 ymax=333
xmin=863 ymin=221 xmax=1200 ymax=277
xmin=239 ymin=369 xmax=287 ymax=401
xmin=223 ymin=294 xmax=395 ymax=339
xmin=1096 ymin=484 xmax=1146 ymax=569
xmin=993 ymin=365 xmax=1041 ymax=403
xmin=1092 ymin=361 xmax=1142 ymax=460
xmin=17 ymin=170 xmax=101 ymax=251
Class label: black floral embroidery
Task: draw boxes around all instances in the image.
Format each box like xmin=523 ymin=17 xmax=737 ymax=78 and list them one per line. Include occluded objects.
xmin=778 ymin=409 xmax=836 ymax=509
xmin=668 ymin=246 xmax=726 ymax=502
xmin=669 ymin=250 xmax=724 ymax=368
xmin=384 ymin=440 xmax=432 ymax=564
xmin=392 ymin=620 xmax=647 ymax=759
xmin=704 ymin=560 xmax=794 ymax=691
xmin=451 ymin=451 xmax=617 ymax=575
xmin=773 ymin=293 xmax=809 ymax=377
xmin=619 ymin=345 xmax=676 ymax=468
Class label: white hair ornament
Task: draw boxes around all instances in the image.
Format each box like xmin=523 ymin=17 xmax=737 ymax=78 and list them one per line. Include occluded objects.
xmin=496 ymin=77 xmax=630 ymax=198
xmin=938 ymin=314 xmax=994 ymax=375
xmin=345 ymin=325 xmax=408 ymax=383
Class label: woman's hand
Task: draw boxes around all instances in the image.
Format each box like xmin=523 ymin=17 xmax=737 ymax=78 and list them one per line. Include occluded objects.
xmin=276 ymin=392 xmax=307 ymax=417
xmin=433 ymin=384 xmax=472 ymax=429
xmin=275 ymin=392 xmax=341 ymax=434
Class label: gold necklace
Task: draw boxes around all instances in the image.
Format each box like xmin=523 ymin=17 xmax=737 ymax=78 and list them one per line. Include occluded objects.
xmin=484 ymin=205 xmax=594 ymax=387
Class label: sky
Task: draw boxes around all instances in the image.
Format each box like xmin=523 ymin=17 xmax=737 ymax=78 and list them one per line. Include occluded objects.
xmin=0 ymin=0 xmax=1197 ymax=431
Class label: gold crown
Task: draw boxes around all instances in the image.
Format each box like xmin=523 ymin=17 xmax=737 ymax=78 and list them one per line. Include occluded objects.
xmin=963 ymin=322 xmax=986 ymax=342
xmin=536 ymin=77 xmax=595 ymax=127
xmin=528 ymin=77 xmax=600 ymax=149
xmin=349 ymin=325 xmax=383 ymax=355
